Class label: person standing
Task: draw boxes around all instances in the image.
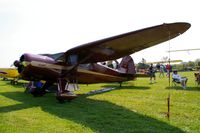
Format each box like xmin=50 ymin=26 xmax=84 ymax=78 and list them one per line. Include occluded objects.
xmin=148 ymin=63 xmax=156 ymax=83
xmin=159 ymin=64 xmax=165 ymax=77
xmin=166 ymin=64 xmax=170 ymax=77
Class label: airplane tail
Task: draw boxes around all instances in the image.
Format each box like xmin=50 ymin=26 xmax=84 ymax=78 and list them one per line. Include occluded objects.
xmin=118 ymin=56 xmax=136 ymax=75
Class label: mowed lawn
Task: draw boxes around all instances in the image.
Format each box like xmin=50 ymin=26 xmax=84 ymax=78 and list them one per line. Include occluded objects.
xmin=0 ymin=71 xmax=200 ymax=133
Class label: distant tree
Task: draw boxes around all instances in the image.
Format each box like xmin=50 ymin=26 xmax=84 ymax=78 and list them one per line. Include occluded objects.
xmin=187 ymin=61 xmax=194 ymax=67
xmin=136 ymin=58 xmax=149 ymax=70
xmin=174 ymin=63 xmax=186 ymax=71
xmin=137 ymin=63 xmax=149 ymax=69
xmin=195 ymin=58 xmax=200 ymax=70
xmin=141 ymin=58 xmax=146 ymax=64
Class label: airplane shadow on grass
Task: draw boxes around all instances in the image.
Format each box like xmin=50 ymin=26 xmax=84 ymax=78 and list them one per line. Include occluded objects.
xmin=95 ymin=81 xmax=151 ymax=91
xmin=166 ymin=86 xmax=200 ymax=91
xmin=0 ymin=89 xmax=184 ymax=132
xmin=101 ymin=85 xmax=150 ymax=90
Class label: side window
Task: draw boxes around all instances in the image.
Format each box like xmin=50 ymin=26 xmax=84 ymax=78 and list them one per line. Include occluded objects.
xmin=68 ymin=55 xmax=78 ymax=65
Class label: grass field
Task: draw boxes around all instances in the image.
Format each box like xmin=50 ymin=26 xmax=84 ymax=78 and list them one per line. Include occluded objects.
xmin=0 ymin=71 xmax=200 ymax=133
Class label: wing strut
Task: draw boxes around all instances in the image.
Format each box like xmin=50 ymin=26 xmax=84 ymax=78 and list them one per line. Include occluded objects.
xmin=61 ymin=53 xmax=93 ymax=77
xmin=56 ymin=54 xmax=93 ymax=103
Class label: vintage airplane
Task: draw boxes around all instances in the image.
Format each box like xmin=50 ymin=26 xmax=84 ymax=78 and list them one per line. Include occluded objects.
xmin=147 ymin=60 xmax=183 ymax=65
xmin=13 ymin=22 xmax=191 ymax=102
xmin=0 ymin=68 xmax=20 ymax=84
xmin=167 ymin=48 xmax=200 ymax=52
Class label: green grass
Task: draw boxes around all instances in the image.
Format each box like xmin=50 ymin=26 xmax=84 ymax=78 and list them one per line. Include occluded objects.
xmin=0 ymin=71 xmax=200 ymax=133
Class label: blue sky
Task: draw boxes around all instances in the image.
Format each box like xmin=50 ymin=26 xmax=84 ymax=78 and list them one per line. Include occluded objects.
xmin=0 ymin=0 xmax=198 ymax=67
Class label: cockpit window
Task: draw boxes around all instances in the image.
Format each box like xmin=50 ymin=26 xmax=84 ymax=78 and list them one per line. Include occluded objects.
xmin=40 ymin=52 xmax=65 ymax=61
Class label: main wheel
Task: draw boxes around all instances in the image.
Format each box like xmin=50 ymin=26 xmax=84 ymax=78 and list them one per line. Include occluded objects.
xmin=30 ymin=88 xmax=46 ymax=97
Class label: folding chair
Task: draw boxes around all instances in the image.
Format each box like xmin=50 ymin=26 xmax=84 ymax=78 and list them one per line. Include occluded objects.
xmin=172 ymin=78 xmax=181 ymax=86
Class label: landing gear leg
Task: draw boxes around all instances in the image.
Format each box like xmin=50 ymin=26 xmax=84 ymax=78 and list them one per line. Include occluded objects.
xmin=56 ymin=78 xmax=77 ymax=103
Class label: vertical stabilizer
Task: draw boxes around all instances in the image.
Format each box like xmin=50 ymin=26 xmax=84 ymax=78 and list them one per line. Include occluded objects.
xmin=118 ymin=56 xmax=135 ymax=74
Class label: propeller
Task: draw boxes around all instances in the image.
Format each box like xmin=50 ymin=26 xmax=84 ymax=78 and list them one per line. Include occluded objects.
xmin=13 ymin=55 xmax=26 ymax=73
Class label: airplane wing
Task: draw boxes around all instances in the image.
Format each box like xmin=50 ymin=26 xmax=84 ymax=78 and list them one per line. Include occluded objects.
xmin=61 ymin=22 xmax=190 ymax=64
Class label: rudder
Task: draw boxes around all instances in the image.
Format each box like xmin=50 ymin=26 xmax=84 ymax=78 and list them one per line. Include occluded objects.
xmin=118 ymin=56 xmax=135 ymax=74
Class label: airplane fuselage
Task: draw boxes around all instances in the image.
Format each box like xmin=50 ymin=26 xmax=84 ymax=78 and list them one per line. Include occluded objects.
xmin=16 ymin=53 xmax=135 ymax=84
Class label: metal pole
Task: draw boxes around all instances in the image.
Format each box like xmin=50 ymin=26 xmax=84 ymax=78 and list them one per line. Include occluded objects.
xmin=167 ymin=30 xmax=171 ymax=120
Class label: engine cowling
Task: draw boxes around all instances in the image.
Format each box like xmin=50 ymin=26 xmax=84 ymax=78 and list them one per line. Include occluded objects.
xmin=14 ymin=53 xmax=58 ymax=81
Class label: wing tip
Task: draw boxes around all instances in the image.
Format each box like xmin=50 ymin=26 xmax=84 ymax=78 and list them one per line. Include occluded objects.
xmin=166 ymin=22 xmax=191 ymax=32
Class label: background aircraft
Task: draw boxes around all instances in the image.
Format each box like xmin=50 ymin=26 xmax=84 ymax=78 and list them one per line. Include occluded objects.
xmin=147 ymin=60 xmax=183 ymax=65
xmin=13 ymin=22 xmax=190 ymax=102
xmin=167 ymin=48 xmax=200 ymax=52
xmin=0 ymin=68 xmax=19 ymax=84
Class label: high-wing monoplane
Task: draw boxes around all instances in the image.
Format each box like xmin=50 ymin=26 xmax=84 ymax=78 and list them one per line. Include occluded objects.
xmin=13 ymin=22 xmax=191 ymax=102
